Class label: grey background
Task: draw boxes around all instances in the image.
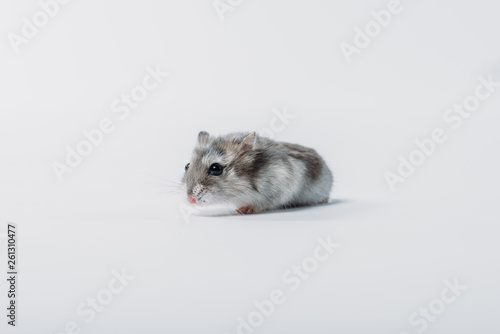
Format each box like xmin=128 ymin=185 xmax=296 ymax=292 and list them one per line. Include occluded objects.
xmin=1 ymin=0 xmax=499 ymax=333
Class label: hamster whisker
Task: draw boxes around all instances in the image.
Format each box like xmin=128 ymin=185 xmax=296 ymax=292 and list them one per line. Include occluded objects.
xmin=134 ymin=180 xmax=182 ymax=196
xmin=139 ymin=181 xmax=181 ymax=188
xmin=134 ymin=172 xmax=183 ymax=185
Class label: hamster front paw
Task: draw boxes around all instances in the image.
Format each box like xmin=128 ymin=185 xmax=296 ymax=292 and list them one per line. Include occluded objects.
xmin=236 ymin=206 xmax=256 ymax=215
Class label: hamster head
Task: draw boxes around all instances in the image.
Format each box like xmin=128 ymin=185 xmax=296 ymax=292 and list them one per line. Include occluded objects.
xmin=181 ymin=131 xmax=258 ymax=207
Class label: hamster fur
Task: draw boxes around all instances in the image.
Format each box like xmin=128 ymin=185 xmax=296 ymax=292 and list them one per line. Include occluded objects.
xmin=181 ymin=131 xmax=333 ymax=215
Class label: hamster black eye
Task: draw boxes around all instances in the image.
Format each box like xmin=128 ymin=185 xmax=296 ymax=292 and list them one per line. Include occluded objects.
xmin=185 ymin=163 xmax=190 ymax=172
xmin=208 ymin=163 xmax=223 ymax=176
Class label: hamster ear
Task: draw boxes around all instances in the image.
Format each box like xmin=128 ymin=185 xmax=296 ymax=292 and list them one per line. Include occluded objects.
xmin=241 ymin=132 xmax=256 ymax=150
xmin=198 ymin=131 xmax=210 ymax=144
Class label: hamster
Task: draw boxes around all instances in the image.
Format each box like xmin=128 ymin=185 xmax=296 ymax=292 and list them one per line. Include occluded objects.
xmin=181 ymin=131 xmax=333 ymax=215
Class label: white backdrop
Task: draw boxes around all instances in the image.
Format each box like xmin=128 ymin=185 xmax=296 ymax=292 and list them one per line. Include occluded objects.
xmin=1 ymin=0 xmax=499 ymax=333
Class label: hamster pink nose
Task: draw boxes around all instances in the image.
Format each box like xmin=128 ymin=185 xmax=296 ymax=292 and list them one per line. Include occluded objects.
xmin=188 ymin=196 xmax=197 ymax=204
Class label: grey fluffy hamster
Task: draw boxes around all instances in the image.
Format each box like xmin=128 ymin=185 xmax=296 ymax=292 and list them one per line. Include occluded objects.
xmin=181 ymin=131 xmax=333 ymax=214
